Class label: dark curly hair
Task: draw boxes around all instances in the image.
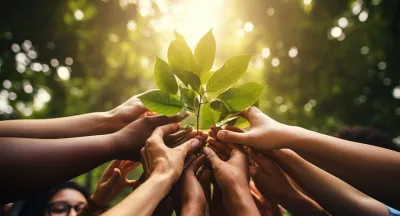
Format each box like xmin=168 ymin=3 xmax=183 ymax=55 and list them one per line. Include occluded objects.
xmin=336 ymin=126 xmax=399 ymax=152
xmin=18 ymin=181 xmax=90 ymax=216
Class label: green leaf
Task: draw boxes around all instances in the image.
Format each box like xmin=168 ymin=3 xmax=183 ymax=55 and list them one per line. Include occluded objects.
xmin=173 ymin=68 xmax=201 ymax=91
xmin=138 ymin=89 xmax=184 ymax=116
xmin=179 ymin=85 xmax=197 ymax=109
xmin=201 ymin=71 xmax=214 ymax=84
xmin=194 ymin=30 xmax=216 ymax=77
xmin=199 ymin=103 xmax=221 ymax=129
xmin=174 ymin=30 xmax=186 ymax=42
xmin=232 ymin=117 xmax=250 ymax=128
xmin=206 ymin=55 xmax=252 ymax=93
xmin=217 ymin=82 xmax=265 ymax=111
xmin=168 ymin=37 xmax=195 ymax=72
xmin=154 ymin=57 xmax=178 ymax=94
xmin=210 ymin=99 xmax=234 ymax=113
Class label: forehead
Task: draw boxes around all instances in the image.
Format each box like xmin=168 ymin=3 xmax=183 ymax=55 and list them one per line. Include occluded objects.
xmin=49 ymin=188 xmax=87 ymax=205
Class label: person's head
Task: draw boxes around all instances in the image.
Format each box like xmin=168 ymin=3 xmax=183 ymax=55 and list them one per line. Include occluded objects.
xmin=336 ymin=126 xmax=399 ymax=152
xmin=18 ymin=182 xmax=90 ymax=216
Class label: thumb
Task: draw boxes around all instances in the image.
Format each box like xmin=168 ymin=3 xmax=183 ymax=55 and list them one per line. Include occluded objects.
xmin=175 ymin=139 xmax=201 ymax=157
xmin=202 ymin=147 xmax=223 ymax=171
xmin=104 ymin=168 xmax=121 ymax=186
xmin=217 ymin=130 xmax=249 ymax=145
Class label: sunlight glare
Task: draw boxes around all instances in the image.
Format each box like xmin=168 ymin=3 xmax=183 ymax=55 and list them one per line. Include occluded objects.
xmin=155 ymin=0 xmax=224 ymax=47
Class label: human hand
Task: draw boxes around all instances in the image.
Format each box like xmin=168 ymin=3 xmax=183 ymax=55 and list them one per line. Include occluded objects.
xmin=214 ymin=107 xmax=294 ymax=151
xmin=202 ymin=140 xmax=260 ymax=216
xmin=246 ymin=147 xmax=318 ymax=215
xmin=111 ymin=114 xmax=187 ymax=160
xmin=250 ymin=180 xmax=283 ymax=216
xmin=141 ymin=123 xmax=204 ymax=182
xmin=172 ymin=155 xmax=212 ymax=216
xmin=92 ymin=160 xmax=140 ymax=207
xmin=107 ymin=96 xmax=149 ymax=131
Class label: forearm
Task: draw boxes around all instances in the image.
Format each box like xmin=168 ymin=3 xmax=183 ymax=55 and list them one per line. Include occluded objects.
xmin=277 ymin=189 xmax=327 ymax=216
xmin=270 ymin=150 xmax=388 ymax=216
xmin=223 ymin=187 xmax=261 ymax=216
xmin=0 ymin=112 xmax=117 ymax=138
xmin=284 ymin=126 xmax=400 ymax=208
xmin=102 ymin=173 xmax=174 ymax=216
xmin=0 ymin=135 xmax=115 ymax=204
xmin=181 ymin=201 xmax=205 ymax=216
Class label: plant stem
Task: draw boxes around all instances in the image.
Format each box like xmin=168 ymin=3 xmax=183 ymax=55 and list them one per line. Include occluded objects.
xmin=196 ymin=93 xmax=204 ymax=134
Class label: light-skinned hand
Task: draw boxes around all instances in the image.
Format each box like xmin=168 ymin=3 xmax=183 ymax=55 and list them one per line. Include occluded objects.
xmin=214 ymin=107 xmax=294 ymax=151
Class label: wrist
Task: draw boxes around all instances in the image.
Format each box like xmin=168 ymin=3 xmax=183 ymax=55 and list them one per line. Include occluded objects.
xmin=181 ymin=202 xmax=205 ymax=216
xmin=281 ymin=125 xmax=308 ymax=149
xmin=222 ymin=184 xmax=258 ymax=215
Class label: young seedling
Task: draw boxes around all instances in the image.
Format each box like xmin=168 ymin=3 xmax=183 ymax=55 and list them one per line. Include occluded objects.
xmin=139 ymin=30 xmax=266 ymax=132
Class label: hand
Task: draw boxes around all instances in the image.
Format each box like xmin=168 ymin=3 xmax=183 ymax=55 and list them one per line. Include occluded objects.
xmin=92 ymin=160 xmax=140 ymax=207
xmin=107 ymin=96 xmax=148 ymax=131
xmin=141 ymin=123 xmax=204 ymax=182
xmin=250 ymin=181 xmax=283 ymax=216
xmin=245 ymin=147 xmax=319 ymax=215
xmin=172 ymin=155 xmax=212 ymax=216
xmin=111 ymin=114 xmax=187 ymax=160
xmin=202 ymin=140 xmax=260 ymax=216
xmin=214 ymin=107 xmax=293 ymax=151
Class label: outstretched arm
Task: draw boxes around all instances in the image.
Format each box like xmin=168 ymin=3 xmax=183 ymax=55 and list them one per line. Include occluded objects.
xmin=0 ymin=114 xmax=180 ymax=204
xmin=263 ymin=149 xmax=388 ymax=216
xmin=0 ymin=96 xmax=146 ymax=138
xmin=216 ymin=107 xmax=400 ymax=208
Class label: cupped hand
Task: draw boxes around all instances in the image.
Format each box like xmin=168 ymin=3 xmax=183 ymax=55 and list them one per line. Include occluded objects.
xmin=92 ymin=160 xmax=141 ymax=207
xmin=173 ymin=155 xmax=212 ymax=216
xmin=111 ymin=114 xmax=187 ymax=160
xmin=245 ymin=147 xmax=305 ymax=208
xmin=141 ymin=123 xmax=204 ymax=182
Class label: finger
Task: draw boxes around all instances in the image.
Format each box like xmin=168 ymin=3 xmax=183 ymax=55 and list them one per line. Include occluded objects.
xmin=164 ymin=128 xmax=193 ymax=144
xmin=249 ymin=166 xmax=272 ymax=199
xmin=105 ymin=168 xmax=121 ymax=186
xmin=202 ymin=147 xmax=224 ymax=171
xmin=241 ymin=106 xmax=263 ymax=120
xmin=217 ymin=129 xmax=249 ymax=145
xmin=189 ymin=155 xmax=206 ymax=172
xmin=146 ymin=113 xmax=187 ymax=129
xmin=208 ymin=145 xmax=228 ymax=161
xmin=245 ymin=147 xmax=275 ymax=173
xmin=102 ymin=160 xmax=122 ymax=180
xmin=223 ymin=125 xmax=246 ymax=133
xmin=175 ymin=139 xmax=201 ymax=157
xmin=229 ymin=145 xmax=248 ymax=167
xmin=132 ymin=173 xmax=145 ymax=191
xmin=125 ymin=161 xmax=140 ymax=173
xmin=152 ymin=123 xmax=181 ymax=140
xmin=169 ymin=130 xmax=199 ymax=148
xmin=183 ymin=154 xmax=198 ymax=171
xmin=198 ymin=168 xmax=212 ymax=200
xmin=208 ymin=139 xmax=230 ymax=159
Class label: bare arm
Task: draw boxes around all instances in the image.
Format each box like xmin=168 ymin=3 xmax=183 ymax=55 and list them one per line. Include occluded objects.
xmin=0 ymin=96 xmax=146 ymax=138
xmin=102 ymin=173 xmax=173 ymax=216
xmin=287 ymin=127 xmax=400 ymax=209
xmin=268 ymin=149 xmax=389 ymax=216
xmin=0 ymin=114 xmax=180 ymax=204
xmin=216 ymin=107 xmax=400 ymax=209
xmin=0 ymin=135 xmax=115 ymax=204
xmin=0 ymin=112 xmax=115 ymax=138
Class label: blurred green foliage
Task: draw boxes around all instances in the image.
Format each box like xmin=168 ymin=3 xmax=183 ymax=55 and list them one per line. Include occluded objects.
xmin=1 ymin=0 xmax=399 ymax=209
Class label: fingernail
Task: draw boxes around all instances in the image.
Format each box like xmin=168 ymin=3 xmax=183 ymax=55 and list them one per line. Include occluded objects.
xmin=217 ymin=131 xmax=226 ymax=140
xmin=191 ymin=139 xmax=200 ymax=149
xmin=203 ymin=147 xmax=211 ymax=155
